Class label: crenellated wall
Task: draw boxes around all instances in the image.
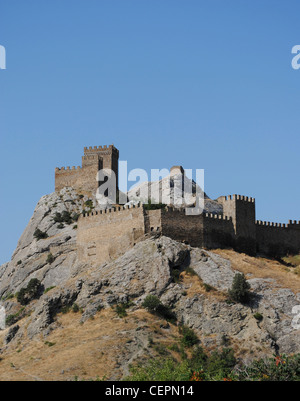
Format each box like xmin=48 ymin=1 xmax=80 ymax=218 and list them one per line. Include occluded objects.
xmin=256 ymin=219 xmax=300 ymax=256
xmin=76 ymin=200 xmax=300 ymax=265
xmin=77 ymin=204 xmax=145 ymax=265
xmin=56 ymin=147 xmax=299 ymax=261
xmin=217 ymin=195 xmax=256 ymax=254
xmin=55 ymin=145 xmax=119 ymax=194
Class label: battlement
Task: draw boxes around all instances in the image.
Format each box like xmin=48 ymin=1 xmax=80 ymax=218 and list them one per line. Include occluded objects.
xmin=289 ymin=220 xmax=300 ymax=225
xmin=55 ymin=145 xmax=119 ymax=193
xmin=55 ymin=166 xmax=82 ymax=172
xmin=83 ymin=145 xmax=119 ymax=154
xmin=82 ymin=203 xmax=143 ymax=218
xmin=219 ymin=194 xmax=255 ymax=203
xmin=256 ymin=220 xmax=287 ymax=228
xmin=204 ymin=213 xmax=231 ymax=221
xmin=256 ymin=220 xmax=300 ymax=228
xmin=56 ymin=145 xmax=299 ymax=260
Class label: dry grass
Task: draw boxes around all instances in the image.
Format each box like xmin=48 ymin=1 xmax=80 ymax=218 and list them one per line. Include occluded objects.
xmin=212 ymin=249 xmax=300 ymax=294
xmin=0 ymin=308 xmax=182 ymax=381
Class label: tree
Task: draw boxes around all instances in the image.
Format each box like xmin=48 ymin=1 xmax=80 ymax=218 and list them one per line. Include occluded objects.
xmin=228 ymin=273 xmax=251 ymax=303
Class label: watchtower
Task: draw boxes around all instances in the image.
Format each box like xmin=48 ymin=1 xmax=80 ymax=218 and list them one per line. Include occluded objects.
xmin=55 ymin=145 xmax=119 ymax=194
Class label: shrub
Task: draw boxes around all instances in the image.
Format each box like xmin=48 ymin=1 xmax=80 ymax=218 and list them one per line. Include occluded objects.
xmin=5 ymin=307 xmax=25 ymax=326
xmin=228 ymin=273 xmax=251 ymax=303
xmin=2 ymin=292 xmax=14 ymax=301
xmin=115 ymin=304 xmax=128 ymax=318
xmin=53 ymin=211 xmax=73 ymax=225
xmin=5 ymin=314 xmax=17 ymax=327
xmin=144 ymin=199 xmax=166 ymax=211
xmin=142 ymin=295 xmax=161 ymax=313
xmin=34 ymin=229 xmax=48 ymax=241
xmin=53 ymin=212 xmax=63 ymax=223
xmin=46 ymin=253 xmax=55 ymax=264
xmin=179 ymin=325 xmax=199 ymax=348
xmin=63 ymin=211 xmax=73 ymax=225
xmin=115 ymin=301 xmax=133 ymax=318
xmin=126 ymin=358 xmax=191 ymax=381
xmin=57 ymin=223 xmax=64 ymax=229
xmin=253 ymin=312 xmax=263 ymax=322
xmin=238 ymin=354 xmax=300 ymax=381
xmin=17 ymin=279 xmax=42 ymax=305
xmin=44 ymin=286 xmax=56 ymax=294
xmin=45 ymin=341 xmax=56 ymax=347
xmin=205 ymin=348 xmax=236 ymax=377
xmin=142 ymin=295 xmax=177 ymax=323
xmin=72 ymin=303 xmax=80 ymax=313
xmin=17 ymin=260 xmax=22 ymax=266
xmin=84 ymin=200 xmax=94 ymax=209
xmin=171 ymin=268 xmax=181 ymax=283
xmin=72 ymin=213 xmax=80 ymax=222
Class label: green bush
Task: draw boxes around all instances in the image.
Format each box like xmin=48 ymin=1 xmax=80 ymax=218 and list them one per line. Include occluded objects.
xmin=72 ymin=303 xmax=80 ymax=313
xmin=72 ymin=213 xmax=80 ymax=222
xmin=17 ymin=260 xmax=22 ymax=266
xmin=17 ymin=279 xmax=42 ymax=305
xmin=115 ymin=301 xmax=133 ymax=318
xmin=205 ymin=348 xmax=236 ymax=377
xmin=142 ymin=295 xmax=176 ymax=323
xmin=34 ymin=229 xmax=48 ymax=241
xmin=142 ymin=295 xmax=162 ymax=313
xmin=125 ymin=348 xmax=300 ymax=381
xmin=5 ymin=307 xmax=25 ymax=327
xmin=228 ymin=273 xmax=251 ymax=303
xmin=238 ymin=354 xmax=300 ymax=381
xmin=115 ymin=304 xmax=128 ymax=318
xmin=253 ymin=312 xmax=263 ymax=321
xmin=126 ymin=358 xmax=191 ymax=381
xmin=44 ymin=286 xmax=56 ymax=294
xmin=144 ymin=199 xmax=166 ymax=211
xmin=53 ymin=211 xmax=73 ymax=225
xmin=84 ymin=200 xmax=94 ymax=209
xmin=179 ymin=325 xmax=199 ymax=348
xmin=46 ymin=253 xmax=55 ymax=264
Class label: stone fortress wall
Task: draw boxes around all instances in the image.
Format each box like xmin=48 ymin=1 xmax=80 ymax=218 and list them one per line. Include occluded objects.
xmin=56 ymin=145 xmax=300 ymax=265
xmin=55 ymin=145 xmax=119 ymax=194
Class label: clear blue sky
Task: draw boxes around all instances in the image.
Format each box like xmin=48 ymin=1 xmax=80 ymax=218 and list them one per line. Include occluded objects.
xmin=0 ymin=0 xmax=299 ymax=264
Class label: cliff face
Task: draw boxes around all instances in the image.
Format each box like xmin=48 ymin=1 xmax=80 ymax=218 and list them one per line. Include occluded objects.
xmin=0 ymin=189 xmax=299 ymax=381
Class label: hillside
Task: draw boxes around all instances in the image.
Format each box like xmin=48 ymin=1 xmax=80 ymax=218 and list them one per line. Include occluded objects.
xmin=0 ymin=188 xmax=299 ymax=381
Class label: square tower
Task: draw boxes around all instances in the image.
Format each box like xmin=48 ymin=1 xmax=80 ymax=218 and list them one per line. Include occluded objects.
xmin=55 ymin=145 xmax=119 ymax=194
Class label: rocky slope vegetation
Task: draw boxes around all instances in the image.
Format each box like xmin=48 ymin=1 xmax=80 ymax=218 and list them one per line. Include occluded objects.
xmin=0 ymin=189 xmax=299 ymax=381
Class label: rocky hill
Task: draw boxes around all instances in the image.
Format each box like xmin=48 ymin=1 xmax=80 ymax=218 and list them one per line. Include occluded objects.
xmin=0 ymin=188 xmax=299 ymax=381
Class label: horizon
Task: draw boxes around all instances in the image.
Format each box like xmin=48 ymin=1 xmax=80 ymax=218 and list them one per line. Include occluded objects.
xmin=0 ymin=0 xmax=300 ymax=264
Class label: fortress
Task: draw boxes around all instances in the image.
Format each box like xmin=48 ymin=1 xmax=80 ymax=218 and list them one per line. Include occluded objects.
xmin=55 ymin=145 xmax=300 ymax=265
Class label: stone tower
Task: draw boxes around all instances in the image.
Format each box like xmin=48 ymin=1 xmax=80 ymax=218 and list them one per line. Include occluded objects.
xmin=55 ymin=145 xmax=119 ymax=194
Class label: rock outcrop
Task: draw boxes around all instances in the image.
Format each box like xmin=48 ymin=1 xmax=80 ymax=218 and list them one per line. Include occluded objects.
xmin=0 ymin=189 xmax=299 ymax=380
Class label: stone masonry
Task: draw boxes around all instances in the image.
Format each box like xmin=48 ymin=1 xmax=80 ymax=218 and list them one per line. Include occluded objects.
xmin=56 ymin=145 xmax=300 ymax=265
